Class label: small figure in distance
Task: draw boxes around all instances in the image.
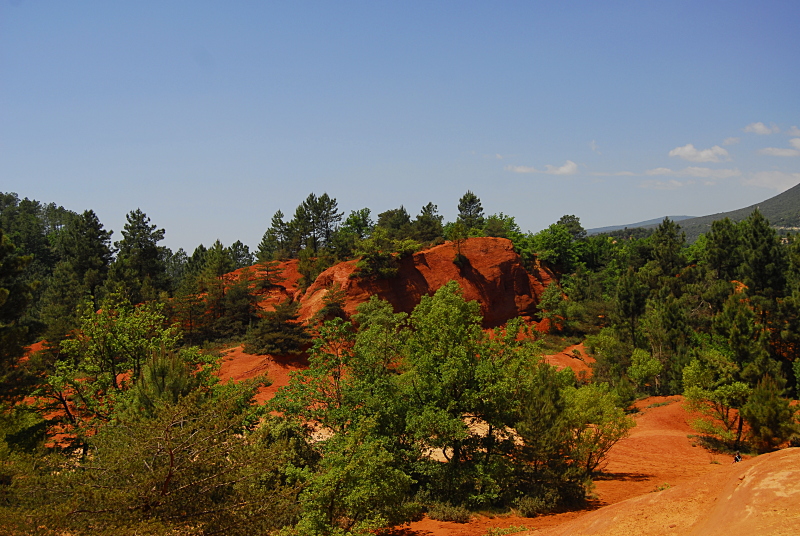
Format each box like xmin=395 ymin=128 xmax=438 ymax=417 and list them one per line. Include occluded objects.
xmin=733 ymin=451 xmax=742 ymax=463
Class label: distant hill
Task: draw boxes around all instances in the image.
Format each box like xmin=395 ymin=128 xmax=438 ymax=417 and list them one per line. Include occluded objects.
xmin=587 ymin=216 xmax=695 ymax=235
xmin=588 ymin=180 xmax=800 ymax=242
xmin=675 ymin=181 xmax=800 ymax=241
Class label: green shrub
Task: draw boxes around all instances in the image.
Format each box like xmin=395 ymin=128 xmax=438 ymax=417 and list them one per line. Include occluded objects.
xmin=427 ymin=503 xmax=472 ymax=523
xmin=514 ymin=490 xmax=558 ymax=517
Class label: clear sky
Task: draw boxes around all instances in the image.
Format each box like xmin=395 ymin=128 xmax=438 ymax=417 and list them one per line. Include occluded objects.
xmin=2 ymin=1 xmax=799 ymax=252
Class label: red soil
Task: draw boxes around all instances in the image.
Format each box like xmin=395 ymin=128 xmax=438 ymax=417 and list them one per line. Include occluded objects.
xmin=543 ymin=342 xmax=594 ymax=376
xmin=217 ymin=345 xmax=306 ymax=404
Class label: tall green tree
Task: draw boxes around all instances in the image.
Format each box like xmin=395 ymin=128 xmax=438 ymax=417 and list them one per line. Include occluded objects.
xmin=412 ymin=202 xmax=444 ymax=243
xmin=258 ymin=209 xmax=290 ymax=261
xmin=108 ymin=209 xmax=169 ymax=302
xmin=704 ymin=217 xmax=742 ymax=282
xmin=457 ymin=190 xmax=485 ymax=231
xmin=0 ymin=229 xmax=36 ymax=401
xmin=376 ymin=206 xmax=412 ymax=240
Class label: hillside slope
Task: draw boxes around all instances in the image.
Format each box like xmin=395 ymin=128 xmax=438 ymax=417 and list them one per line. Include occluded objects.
xmin=676 ymin=180 xmax=800 ymax=240
xmin=591 ymin=181 xmax=800 ymax=241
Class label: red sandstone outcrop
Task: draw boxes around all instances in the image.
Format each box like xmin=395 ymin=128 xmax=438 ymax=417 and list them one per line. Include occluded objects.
xmin=297 ymin=237 xmax=555 ymax=327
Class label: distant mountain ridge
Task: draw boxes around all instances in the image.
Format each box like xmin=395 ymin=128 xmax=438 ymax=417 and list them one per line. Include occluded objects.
xmin=588 ymin=180 xmax=800 ymax=241
xmin=587 ymin=216 xmax=695 ymax=235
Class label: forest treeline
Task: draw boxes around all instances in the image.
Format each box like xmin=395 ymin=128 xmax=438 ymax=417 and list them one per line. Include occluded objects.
xmin=1 ymin=189 xmax=799 ymax=534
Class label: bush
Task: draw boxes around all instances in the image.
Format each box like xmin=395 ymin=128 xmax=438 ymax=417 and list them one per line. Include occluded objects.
xmin=427 ymin=503 xmax=472 ymax=523
xmin=741 ymin=375 xmax=799 ymax=453
xmin=243 ymin=299 xmax=310 ymax=355
xmin=514 ymin=490 xmax=559 ymax=517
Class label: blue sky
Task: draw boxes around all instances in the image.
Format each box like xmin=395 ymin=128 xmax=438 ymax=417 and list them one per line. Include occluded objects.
xmin=2 ymin=1 xmax=799 ymax=252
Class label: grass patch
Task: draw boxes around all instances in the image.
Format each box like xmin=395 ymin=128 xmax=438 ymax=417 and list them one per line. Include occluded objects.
xmin=646 ymin=399 xmax=675 ymax=408
xmin=539 ymin=334 xmax=584 ymax=355
xmin=653 ymin=483 xmax=671 ymax=492
xmin=686 ymin=434 xmax=756 ymax=456
xmin=514 ymin=491 xmax=559 ymax=517
xmin=484 ymin=526 xmax=530 ymax=536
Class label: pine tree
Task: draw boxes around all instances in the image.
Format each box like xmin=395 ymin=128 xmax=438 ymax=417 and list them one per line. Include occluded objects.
xmin=457 ymin=190 xmax=484 ymax=230
xmin=109 ymin=209 xmax=169 ymax=302
xmin=412 ymin=202 xmax=444 ymax=243
xmin=0 ymin=229 xmax=36 ymax=400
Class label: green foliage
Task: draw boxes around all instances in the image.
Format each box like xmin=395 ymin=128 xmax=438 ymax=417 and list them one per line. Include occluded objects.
xmin=531 ymin=223 xmax=577 ymax=272
xmin=292 ymin=422 xmax=420 ymax=536
xmin=537 ymin=282 xmax=566 ymax=329
xmin=484 ymin=526 xmax=530 ymax=536
xmin=377 ymin=205 xmax=413 ymax=240
xmin=413 ymin=202 xmax=445 ymax=244
xmin=562 ymin=383 xmax=635 ymax=474
xmin=0 ymin=228 xmax=36 ymax=400
xmin=243 ymin=299 xmax=310 ymax=355
xmin=312 ymin=282 xmax=348 ymax=324
xmin=683 ymin=348 xmax=752 ymax=445
xmin=9 ymin=390 xmax=300 ymax=535
xmin=514 ymin=491 xmax=559 ymax=517
xmin=427 ymin=503 xmax=472 ymax=523
xmin=740 ymin=375 xmax=799 ymax=453
xmin=108 ymin=208 xmax=169 ymax=303
xmin=627 ymin=348 xmax=662 ymax=395
xmin=457 ymin=190 xmax=485 ymax=231
xmin=615 ymin=267 xmax=648 ymax=346
xmin=354 ymin=227 xmax=420 ymax=279
xmin=275 ymin=284 xmax=633 ymax=527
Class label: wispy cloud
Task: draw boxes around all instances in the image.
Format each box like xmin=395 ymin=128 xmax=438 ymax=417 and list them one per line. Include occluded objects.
xmin=645 ymin=167 xmax=741 ymax=179
xmin=639 ymin=179 xmax=687 ymax=190
xmin=745 ymin=171 xmax=800 ymax=191
xmin=743 ymin=122 xmax=780 ymax=135
xmin=668 ymin=143 xmax=730 ymax=163
xmin=723 ymin=137 xmax=740 ymax=145
xmin=590 ymin=140 xmax=601 ymax=155
xmin=505 ymin=160 xmax=579 ymax=175
xmin=758 ymin=138 xmax=800 ymax=157
xmin=758 ymin=147 xmax=800 ymax=157
xmin=590 ymin=171 xmax=636 ymax=176
xmin=787 ymin=126 xmax=800 ymax=136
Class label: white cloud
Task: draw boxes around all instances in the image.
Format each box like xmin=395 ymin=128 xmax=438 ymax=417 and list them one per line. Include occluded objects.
xmin=788 ymin=126 xmax=800 ymax=136
xmin=590 ymin=140 xmax=601 ymax=154
xmin=758 ymin=147 xmax=800 ymax=157
xmin=758 ymin=139 xmax=800 ymax=157
xmin=590 ymin=171 xmax=636 ymax=176
xmin=639 ymin=179 xmax=686 ymax=190
xmin=668 ymin=143 xmax=730 ymax=162
xmin=723 ymin=137 xmax=740 ymax=145
xmin=743 ymin=122 xmax=780 ymax=135
xmin=645 ymin=167 xmax=740 ymax=179
xmin=682 ymin=167 xmax=740 ymax=179
xmin=745 ymin=171 xmax=800 ymax=191
xmin=505 ymin=160 xmax=578 ymax=175
xmin=645 ymin=167 xmax=673 ymax=176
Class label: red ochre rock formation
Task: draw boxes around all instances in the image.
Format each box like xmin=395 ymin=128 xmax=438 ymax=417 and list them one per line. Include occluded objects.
xmin=297 ymin=237 xmax=555 ymax=328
